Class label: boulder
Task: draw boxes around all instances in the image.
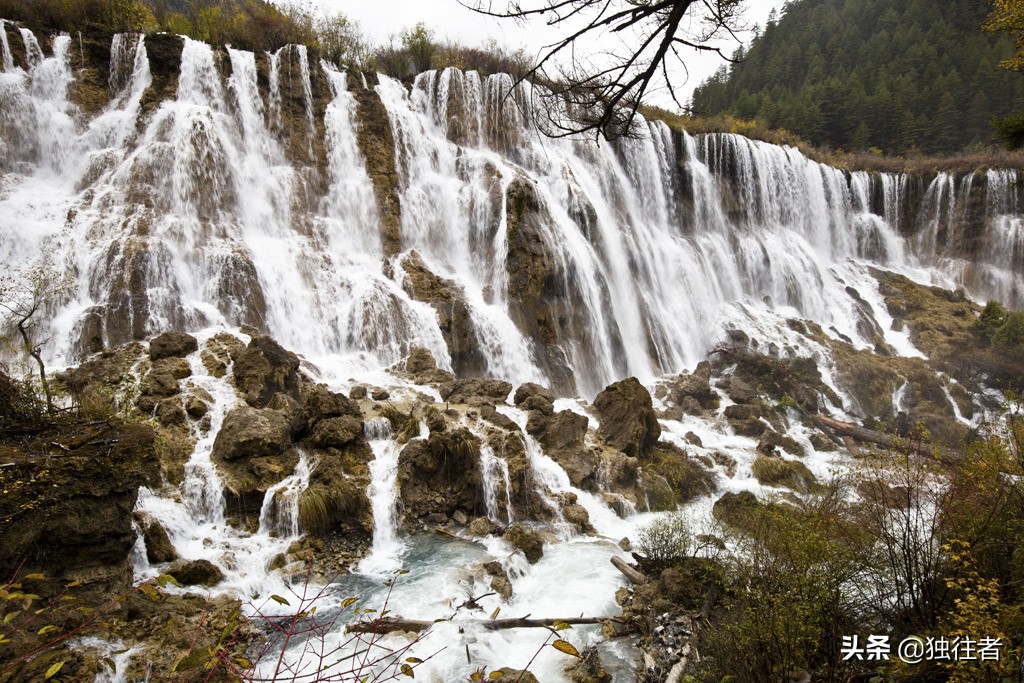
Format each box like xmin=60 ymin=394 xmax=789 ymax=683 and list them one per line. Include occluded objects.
xmin=562 ymin=504 xmax=594 ymax=534
xmin=310 ymin=416 xmax=364 ymax=449
xmin=212 ymin=406 xmax=290 ymax=461
xmin=201 ymin=332 xmax=245 ymax=378
xmin=440 ymin=378 xmax=513 ymax=405
xmin=156 ymin=399 xmax=187 ymax=427
xmin=149 ymin=332 xmax=198 ymax=361
xmin=540 ymin=410 xmax=596 ymax=489
xmin=405 ymin=346 xmax=437 ymax=375
xmin=232 ymin=336 xmax=301 ymax=407
xmin=712 ymin=491 xmax=761 ymax=529
xmin=514 ymin=382 xmax=555 ymax=406
xmin=480 ymin=404 xmax=520 ymax=432
xmin=724 ymin=403 xmax=763 ymax=421
xmin=168 ymin=559 xmax=224 ymax=587
xmin=757 ymin=430 xmax=806 ymax=457
xmin=468 ymin=516 xmax=502 ymax=537
xmin=400 ymin=252 xmax=485 ymax=376
xmin=668 ymin=362 xmax=718 ymax=410
xmin=139 ymin=517 xmax=178 ymax=564
xmin=593 ymin=377 xmax=660 ymax=456
xmin=567 ymin=646 xmax=612 ymax=683
xmin=397 ymin=429 xmax=483 ymax=523
xmin=751 ymin=456 xmax=818 ymax=492
xmin=292 ymin=383 xmax=361 ymax=438
xmin=504 ymin=524 xmax=544 ymax=564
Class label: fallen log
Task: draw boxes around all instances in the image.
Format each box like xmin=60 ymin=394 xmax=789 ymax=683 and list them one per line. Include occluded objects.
xmin=347 ymin=615 xmax=619 ymax=635
xmin=812 ymin=414 xmax=894 ymax=448
xmin=611 ymin=556 xmax=647 ymax=584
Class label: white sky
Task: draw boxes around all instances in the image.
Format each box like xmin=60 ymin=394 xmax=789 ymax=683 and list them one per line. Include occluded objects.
xmin=313 ymin=0 xmax=789 ymax=106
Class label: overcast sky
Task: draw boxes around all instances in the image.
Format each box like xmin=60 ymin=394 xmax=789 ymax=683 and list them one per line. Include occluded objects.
xmin=315 ymin=0 xmax=789 ymax=105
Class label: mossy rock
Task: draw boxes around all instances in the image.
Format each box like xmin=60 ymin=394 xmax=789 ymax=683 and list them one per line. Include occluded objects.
xmin=751 ymin=456 xmax=819 ymax=492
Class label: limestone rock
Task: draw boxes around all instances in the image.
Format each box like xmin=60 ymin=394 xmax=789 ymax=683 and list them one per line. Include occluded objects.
xmin=292 ymin=383 xmax=361 ymax=439
xmin=751 ymin=456 xmax=818 ymax=492
xmin=397 ymin=429 xmax=482 ymax=523
xmin=668 ymin=362 xmax=718 ymax=410
xmin=504 ymin=524 xmax=544 ymax=564
xmin=232 ymin=336 xmax=301 ymax=408
xmin=149 ymin=332 xmax=198 ymax=361
xmin=213 ymin=406 xmax=290 ymax=461
xmin=567 ymin=646 xmax=612 ymax=683
xmin=593 ymin=377 xmax=660 ymax=456
xmin=400 ymin=252 xmax=485 ymax=376
xmin=139 ymin=516 xmax=178 ymax=564
xmin=168 ymin=559 xmax=224 ymax=587
xmin=201 ymin=332 xmax=244 ymax=378
xmin=440 ymin=378 xmax=513 ymax=405
xmin=514 ymin=382 xmax=555 ymax=406
xmin=480 ymin=404 xmax=520 ymax=432
xmin=468 ymin=516 xmax=502 ymax=537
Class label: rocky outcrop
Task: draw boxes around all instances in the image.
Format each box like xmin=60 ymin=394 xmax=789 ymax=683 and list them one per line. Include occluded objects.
xmin=504 ymin=177 xmax=579 ymax=394
xmin=397 ymin=428 xmax=484 ymax=526
xmin=400 ymin=252 xmax=486 ymax=376
xmin=504 ymin=524 xmax=544 ymax=564
xmin=350 ymin=73 xmax=402 ymax=256
xmin=0 ymin=420 xmax=158 ymax=606
xmin=149 ymin=331 xmax=199 ymax=361
xmin=440 ymin=378 xmax=513 ymax=405
xmin=232 ymin=335 xmax=302 ymax=408
xmin=593 ymin=377 xmax=660 ymax=456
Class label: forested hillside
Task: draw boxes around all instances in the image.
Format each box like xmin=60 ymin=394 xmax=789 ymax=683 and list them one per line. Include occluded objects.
xmin=691 ymin=0 xmax=1024 ymax=154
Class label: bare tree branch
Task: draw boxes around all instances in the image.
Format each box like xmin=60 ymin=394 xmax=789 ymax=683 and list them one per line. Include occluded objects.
xmin=460 ymin=0 xmax=748 ymax=139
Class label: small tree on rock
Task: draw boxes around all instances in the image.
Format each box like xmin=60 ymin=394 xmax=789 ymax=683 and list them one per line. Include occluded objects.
xmin=0 ymin=258 xmax=73 ymax=414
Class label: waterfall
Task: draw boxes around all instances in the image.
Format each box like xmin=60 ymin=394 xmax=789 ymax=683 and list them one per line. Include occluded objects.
xmin=480 ymin=443 xmax=514 ymax=524
xmin=0 ymin=20 xmax=13 ymax=71
xmin=358 ymin=417 xmax=406 ymax=574
xmin=258 ymin=450 xmax=313 ymax=538
xmin=2 ymin=32 xmax=1024 ymax=393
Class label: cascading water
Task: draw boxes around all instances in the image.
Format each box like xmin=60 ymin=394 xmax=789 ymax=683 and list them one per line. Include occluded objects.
xmin=358 ymin=417 xmax=406 ymax=574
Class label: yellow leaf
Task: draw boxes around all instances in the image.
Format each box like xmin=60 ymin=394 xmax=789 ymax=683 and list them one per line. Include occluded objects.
xmin=173 ymin=648 xmax=210 ymax=672
xmin=552 ymin=619 xmax=572 ymax=631
xmin=138 ymin=584 xmax=161 ymax=601
xmin=233 ymin=656 xmax=254 ymax=669
xmin=44 ymin=661 xmax=64 ymax=680
xmin=405 ymin=657 xmax=423 ymax=664
xmin=23 ymin=573 xmax=46 ymax=581
xmin=401 ymin=662 xmax=414 ymax=678
xmin=489 ymin=607 xmax=500 ymax=620
xmin=341 ymin=597 xmax=359 ymax=608
xmin=3 ymin=611 xmax=18 ymax=625
xmin=552 ymin=639 xmax=581 ymax=658
xmin=270 ymin=594 xmax=290 ymax=606
xmin=37 ymin=624 xmax=58 ymax=636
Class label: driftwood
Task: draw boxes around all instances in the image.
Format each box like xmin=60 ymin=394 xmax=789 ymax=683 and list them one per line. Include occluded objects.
xmin=611 ymin=556 xmax=647 ymax=584
xmin=812 ymin=414 xmax=895 ymax=448
xmin=347 ymin=616 xmax=619 ymax=635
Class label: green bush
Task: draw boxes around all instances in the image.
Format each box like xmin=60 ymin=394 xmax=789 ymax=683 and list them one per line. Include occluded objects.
xmin=635 ymin=511 xmax=693 ymax=564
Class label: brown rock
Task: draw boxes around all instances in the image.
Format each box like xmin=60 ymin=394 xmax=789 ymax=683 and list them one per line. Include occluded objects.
xmin=212 ymin=406 xmax=290 ymax=461
xmin=149 ymin=332 xmax=198 ymax=361
xmin=440 ymin=378 xmax=513 ymax=405
xmin=232 ymin=336 xmax=301 ymax=407
xmin=504 ymin=524 xmax=544 ymax=563
xmin=593 ymin=377 xmax=660 ymax=456
xmin=168 ymin=559 xmax=224 ymax=587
